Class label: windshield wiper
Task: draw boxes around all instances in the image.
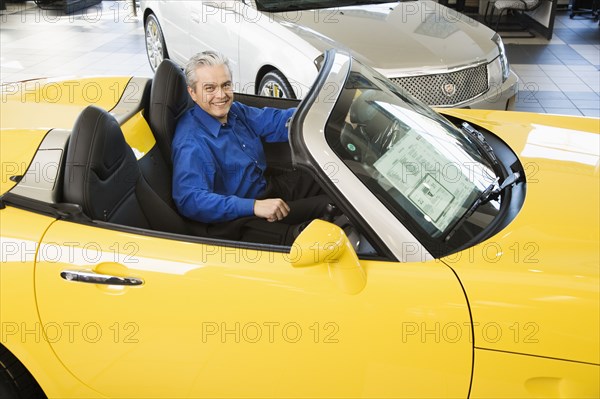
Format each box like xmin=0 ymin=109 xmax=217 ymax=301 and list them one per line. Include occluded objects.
xmin=443 ymin=171 xmax=522 ymax=242
xmin=461 ymin=122 xmax=499 ymax=168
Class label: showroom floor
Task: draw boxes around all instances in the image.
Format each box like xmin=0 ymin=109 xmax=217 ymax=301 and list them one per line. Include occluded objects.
xmin=1 ymin=0 xmax=599 ymax=117
xmin=503 ymin=11 xmax=600 ymax=117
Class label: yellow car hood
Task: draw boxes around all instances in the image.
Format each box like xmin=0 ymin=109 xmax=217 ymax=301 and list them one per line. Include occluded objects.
xmin=441 ymin=109 xmax=599 ymax=365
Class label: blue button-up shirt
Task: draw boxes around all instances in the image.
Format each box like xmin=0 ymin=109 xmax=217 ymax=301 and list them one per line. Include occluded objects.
xmin=172 ymin=102 xmax=295 ymax=223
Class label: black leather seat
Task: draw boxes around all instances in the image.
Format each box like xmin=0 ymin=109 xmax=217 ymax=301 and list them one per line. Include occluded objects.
xmin=147 ymin=59 xmax=192 ymax=172
xmin=141 ymin=60 xmax=210 ymax=236
xmin=63 ymin=105 xmax=189 ymax=234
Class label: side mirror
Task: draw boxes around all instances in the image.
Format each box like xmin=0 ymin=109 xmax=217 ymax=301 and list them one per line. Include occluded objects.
xmin=290 ymin=220 xmax=366 ymax=294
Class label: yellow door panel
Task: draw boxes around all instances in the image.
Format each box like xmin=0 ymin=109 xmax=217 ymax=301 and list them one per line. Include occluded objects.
xmin=0 ymin=207 xmax=100 ymax=397
xmin=35 ymin=220 xmax=471 ymax=398
xmin=471 ymin=349 xmax=599 ymax=398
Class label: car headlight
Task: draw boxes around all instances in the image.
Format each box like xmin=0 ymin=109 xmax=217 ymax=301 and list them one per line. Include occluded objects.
xmin=492 ymin=33 xmax=510 ymax=82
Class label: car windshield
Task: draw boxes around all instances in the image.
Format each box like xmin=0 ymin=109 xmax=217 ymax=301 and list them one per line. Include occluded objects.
xmin=255 ymin=0 xmax=399 ymax=12
xmin=325 ymin=60 xmax=500 ymax=244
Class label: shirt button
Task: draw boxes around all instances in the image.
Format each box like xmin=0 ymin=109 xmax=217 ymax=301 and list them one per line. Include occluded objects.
xmin=242 ymin=144 xmax=246 ymax=148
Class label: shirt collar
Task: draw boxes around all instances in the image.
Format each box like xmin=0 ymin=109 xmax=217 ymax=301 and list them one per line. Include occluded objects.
xmin=191 ymin=103 xmax=238 ymax=138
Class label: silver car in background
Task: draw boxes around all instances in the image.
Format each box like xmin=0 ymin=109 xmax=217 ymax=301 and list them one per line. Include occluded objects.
xmin=141 ymin=0 xmax=518 ymax=109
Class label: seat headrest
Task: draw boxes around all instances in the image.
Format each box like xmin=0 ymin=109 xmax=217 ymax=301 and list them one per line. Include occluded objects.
xmin=148 ymin=59 xmax=192 ymax=169
xmin=63 ymin=105 xmax=140 ymax=220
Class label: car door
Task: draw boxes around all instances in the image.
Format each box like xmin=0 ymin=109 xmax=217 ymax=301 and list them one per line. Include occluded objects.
xmin=157 ymin=0 xmax=192 ymax=63
xmin=34 ymin=218 xmax=472 ymax=398
xmin=236 ymin=0 xmax=321 ymax=98
xmin=188 ymin=1 xmax=243 ymax=82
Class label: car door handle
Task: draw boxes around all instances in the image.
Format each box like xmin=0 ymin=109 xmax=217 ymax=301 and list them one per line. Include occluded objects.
xmin=60 ymin=270 xmax=143 ymax=286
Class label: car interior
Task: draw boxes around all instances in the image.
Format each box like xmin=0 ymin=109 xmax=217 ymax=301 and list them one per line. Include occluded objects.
xmin=3 ymin=58 xmax=527 ymax=260
xmin=91 ymin=59 xmax=316 ymax=238
xmin=6 ymin=59 xmax=362 ymax=252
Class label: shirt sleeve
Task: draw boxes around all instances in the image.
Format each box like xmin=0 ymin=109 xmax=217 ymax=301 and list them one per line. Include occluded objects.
xmin=237 ymin=103 xmax=296 ymax=143
xmin=172 ymin=135 xmax=255 ymax=223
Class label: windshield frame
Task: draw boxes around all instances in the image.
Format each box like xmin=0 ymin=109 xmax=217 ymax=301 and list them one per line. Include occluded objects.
xmin=291 ymin=50 xmax=522 ymax=260
xmin=324 ymin=59 xmax=516 ymax=256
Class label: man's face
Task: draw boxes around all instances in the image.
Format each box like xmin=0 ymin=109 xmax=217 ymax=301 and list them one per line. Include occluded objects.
xmin=188 ymin=64 xmax=233 ymax=123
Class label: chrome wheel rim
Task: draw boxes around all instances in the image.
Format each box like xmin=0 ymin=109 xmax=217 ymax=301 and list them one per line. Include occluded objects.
xmin=260 ymin=81 xmax=286 ymax=98
xmin=145 ymin=19 xmax=164 ymax=71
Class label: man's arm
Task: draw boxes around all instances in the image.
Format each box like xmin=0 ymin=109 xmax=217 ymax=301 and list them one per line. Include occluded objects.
xmin=237 ymin=103 xmax=296 ymax=143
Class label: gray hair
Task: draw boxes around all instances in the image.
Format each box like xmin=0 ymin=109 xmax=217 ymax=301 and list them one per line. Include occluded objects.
xmin=185 ymin=51 xmax=232 ymax=90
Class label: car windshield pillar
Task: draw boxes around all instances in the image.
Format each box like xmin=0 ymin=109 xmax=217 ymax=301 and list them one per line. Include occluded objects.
xmin=291 ymin=50 xmax=508 ymax=260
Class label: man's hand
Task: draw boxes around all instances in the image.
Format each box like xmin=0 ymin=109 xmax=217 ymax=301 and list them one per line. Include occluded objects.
xmin=254 ymin=198 xmax=290 ymax=222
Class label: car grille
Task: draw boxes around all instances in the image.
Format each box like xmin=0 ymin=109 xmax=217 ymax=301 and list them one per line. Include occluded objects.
xmin=389 ymin=63 xmax=489 ymax=107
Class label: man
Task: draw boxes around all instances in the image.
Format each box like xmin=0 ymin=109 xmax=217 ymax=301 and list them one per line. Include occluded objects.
xmin=172 ymin=51 xmax=330 ymax=244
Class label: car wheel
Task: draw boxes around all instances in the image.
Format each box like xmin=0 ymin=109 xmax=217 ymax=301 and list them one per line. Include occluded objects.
xmin=145 ymin=13 xmax=169 ymax=72
xmin=258 ymin=70 xmax=296 ymax=99
xmin=0 ymin=345 xmax=46 ymax=398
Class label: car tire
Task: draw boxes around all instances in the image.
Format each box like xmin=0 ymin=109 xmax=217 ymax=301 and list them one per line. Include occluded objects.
xmin=258 ymin=70 xmax=296 ymax=99
xmin=0 ymin=345 xmax=46 ymax=399
xmin=144 ymin=13 xmax=169 ymax=73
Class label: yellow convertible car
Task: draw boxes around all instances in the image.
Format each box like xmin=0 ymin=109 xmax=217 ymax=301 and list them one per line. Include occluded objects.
xmin=0 ymin=50 xmax=598 ymax=398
